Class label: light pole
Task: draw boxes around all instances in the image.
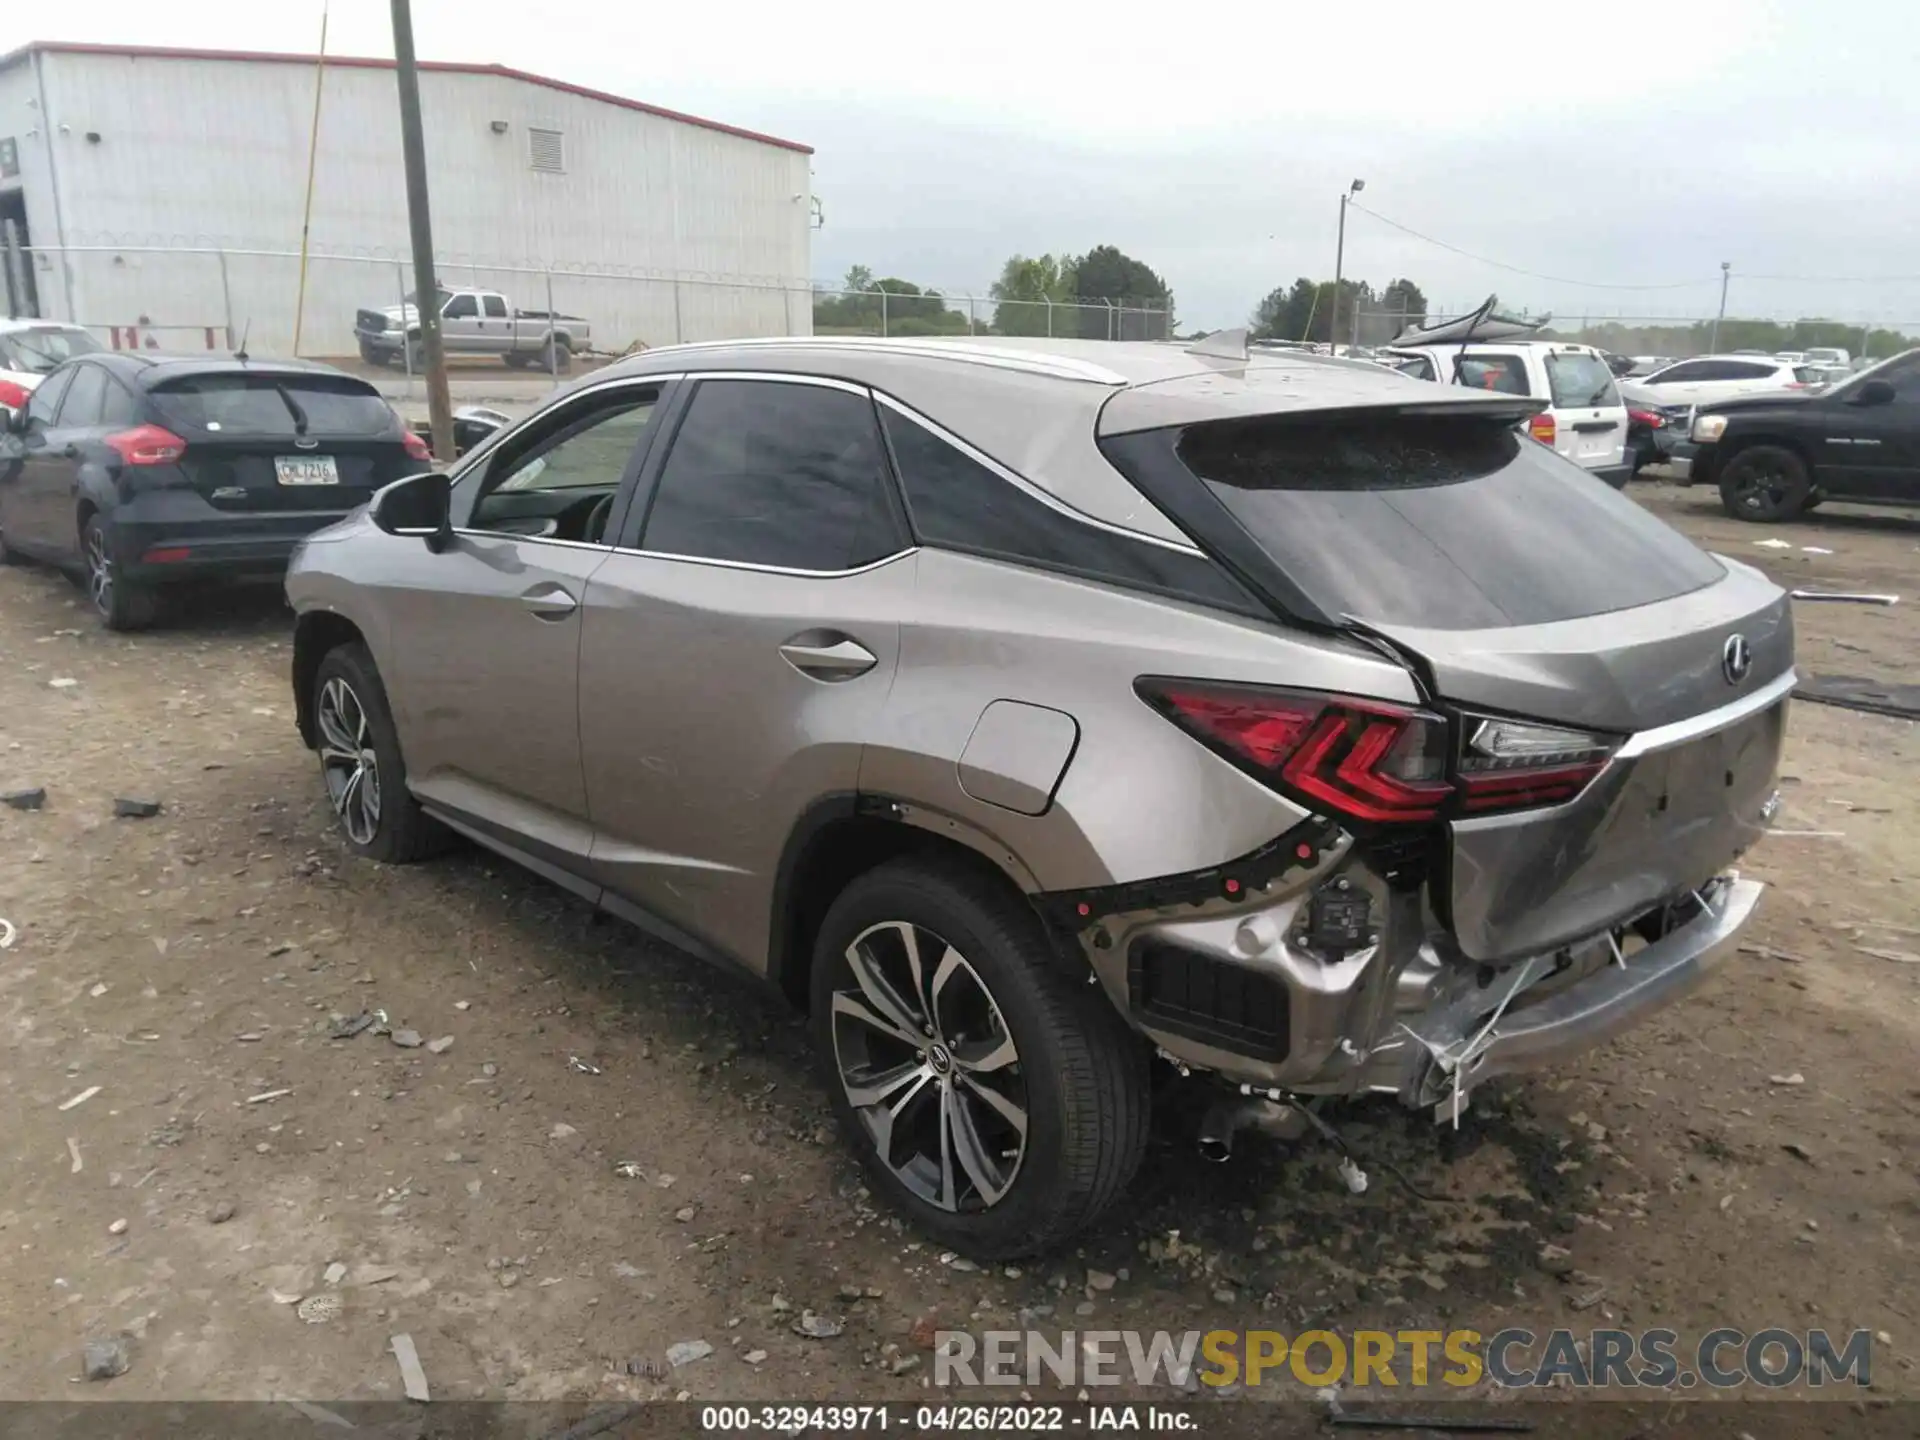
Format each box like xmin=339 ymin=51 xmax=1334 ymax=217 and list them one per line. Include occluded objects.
xmin=1331 ymin=178 xmax=1365 ymax=356
xmin=1709 ymin=260 xmax=1731 ymax=354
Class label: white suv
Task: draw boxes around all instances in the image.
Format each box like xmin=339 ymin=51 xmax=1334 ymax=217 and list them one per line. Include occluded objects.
xmin=1619 ymin=354 xmax=1810 ymax=409
xmin=1383 ymin=340 xmax=1631 ymax=487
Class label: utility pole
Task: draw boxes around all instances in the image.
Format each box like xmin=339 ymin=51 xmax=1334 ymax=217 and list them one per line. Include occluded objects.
xmin=390 ymin=0 xmax=454 ymax=462
xmin=1709 ymin=261 xmax=1731 ymax=354
xmin=1331 ymin=178 xmax=1364 ymax=356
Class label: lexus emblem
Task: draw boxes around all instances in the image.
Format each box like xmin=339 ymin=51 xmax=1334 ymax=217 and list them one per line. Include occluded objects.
xmin=1722 ymin=634 xmax=1753 ymax=685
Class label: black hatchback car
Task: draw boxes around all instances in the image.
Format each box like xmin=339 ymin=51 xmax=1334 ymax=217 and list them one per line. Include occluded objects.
xmin=0 ymin=353 xmax=431 ymax=629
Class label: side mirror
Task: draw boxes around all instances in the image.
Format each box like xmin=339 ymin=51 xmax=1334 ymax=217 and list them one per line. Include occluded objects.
xmin=1851 ymin=378 xmax=1895 ymax=407
xmin=371 ymin=470 xmax=454 ymax=552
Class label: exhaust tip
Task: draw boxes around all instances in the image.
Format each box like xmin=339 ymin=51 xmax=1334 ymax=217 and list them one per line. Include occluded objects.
xmin=1197 ymin=1137 xmax=1232 ymax=1163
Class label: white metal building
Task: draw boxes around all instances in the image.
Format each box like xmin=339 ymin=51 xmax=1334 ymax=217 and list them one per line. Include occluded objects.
xmin=0 ymin=41 xmax=815 ymax=357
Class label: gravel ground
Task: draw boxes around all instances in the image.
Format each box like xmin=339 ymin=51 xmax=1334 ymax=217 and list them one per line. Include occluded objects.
xmin=0 ymin=479 xmax=1915 ymax=1413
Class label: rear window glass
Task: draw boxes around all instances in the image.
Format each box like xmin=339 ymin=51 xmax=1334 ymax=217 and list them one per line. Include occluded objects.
xmin=148 ymin=374 xmax=395 ymax=437
xmin=1172 ymin=413 xmax=1725 ymax=630
xmin=1454 ymin=354 xmax=1530 ymax=395
xmin=1545 ymin=352 xmax=1619 ymax=409
xmin=0 ymin=326 xmax=102 ymax=374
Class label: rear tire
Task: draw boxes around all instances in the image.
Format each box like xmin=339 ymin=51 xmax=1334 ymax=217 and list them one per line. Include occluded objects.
xmin=311 ymin=642 xmax=449 ymax=864
xmin=810 ymin=858 xmax=1150 ymax=1258
xmin=0 ymin=524 xmax=24 ymax=565
xmin=545 ymin=339 xmax=573 ymax=375
xmin=83 ymin=514 xmax=158 ymax=632
xmin=1719 ymin=444 xmax=1811 ymax=522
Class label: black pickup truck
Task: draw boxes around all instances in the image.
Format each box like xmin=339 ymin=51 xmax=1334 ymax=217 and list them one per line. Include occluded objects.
xmin=1677 ymin=349 xmax=1920 ymax=521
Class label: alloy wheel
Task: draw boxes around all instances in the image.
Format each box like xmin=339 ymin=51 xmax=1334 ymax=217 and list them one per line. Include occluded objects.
xmin=830 ymin=920 xmax=1029 ymax=1212
xmin=85 ymin=525 xmax=114 ymax=615
xmin=1733 ymin=462 xmax=1789 ymax=514
xmin=316 ymin=676 xmax=382 ymax=846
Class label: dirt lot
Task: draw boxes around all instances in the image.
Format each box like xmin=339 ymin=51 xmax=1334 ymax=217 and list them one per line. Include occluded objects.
xmin=1 ymin=479 xmax=1916 ymax=1417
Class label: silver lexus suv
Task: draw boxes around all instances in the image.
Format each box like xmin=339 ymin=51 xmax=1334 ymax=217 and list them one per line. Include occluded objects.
xmin=286 ymin=335 xmax=1792 ymax=1256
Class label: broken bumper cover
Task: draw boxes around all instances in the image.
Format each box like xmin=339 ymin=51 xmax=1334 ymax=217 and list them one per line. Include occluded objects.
xmin=1401 ymin=874 xmax=1762 ymax=1119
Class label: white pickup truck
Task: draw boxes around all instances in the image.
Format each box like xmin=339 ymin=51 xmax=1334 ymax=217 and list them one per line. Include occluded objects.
xmin=353 ymin=287 xmax=591 ymax=373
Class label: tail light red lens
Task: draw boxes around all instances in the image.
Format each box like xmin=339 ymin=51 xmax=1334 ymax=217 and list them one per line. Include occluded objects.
xmin=0 ymin=379 xmax=31 ymax=411
xmin=1139 ymin=682 xmax=1618 ymax=824
xmin=402 ymin=429 xmax=433 ymax=462
xmin=1137 ymin=681 xmax=1453 ymax=823
xmin=105 ymin=424 xmax=187 ymax=466
xmin=1627 ymin=408 xmax=1662 ymax=428
xmin=1526 ymin=412 xmax=1556 ymax=445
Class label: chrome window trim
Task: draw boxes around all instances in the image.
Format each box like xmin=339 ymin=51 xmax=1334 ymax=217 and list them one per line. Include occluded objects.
xmin=871 ymin=390 xmax=1207 ymax=558
xmin=448 ymin=529 xmax=613 ymax=554
xmin=1614 ymin=667 xmax=1797 ymax=759
xmin=604 ymin=544 xmax=919 ymax=580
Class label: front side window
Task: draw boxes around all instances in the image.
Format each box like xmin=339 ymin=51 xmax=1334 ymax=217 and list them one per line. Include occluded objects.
xmin=639 ymin=379 xmax=901 ymax=572
xmin=444 ymin=294 xmax=479 ymax=319
xmin=466 ymin=389 xmax=658 ymax=539
xmin=24 ymin=366 xmax=74 ymax=425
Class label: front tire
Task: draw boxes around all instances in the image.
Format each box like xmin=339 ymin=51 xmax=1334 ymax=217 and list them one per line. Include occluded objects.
xmin=311 ymin=643 xmax=448 ymax=864
xmin=1719 ymin=444 xmax=1811 ymax=522
xmin=83 ymin=514 xmax=158 ymax=631
xmin=810 ymin=858 xmax=1150 ymax=1258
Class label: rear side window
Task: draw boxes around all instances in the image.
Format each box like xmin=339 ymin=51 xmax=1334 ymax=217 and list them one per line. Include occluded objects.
xmin=1388 ymin=353 xmax=1436 ymax=381
xmin=1544 ymin=352 xmax=1620 ymax=409
xmin=58 ymin=365 xmax=108 ymax=426
xmin=1647 ymin=360 xmax=1713 ymax=383
xmin=1454 ymin=354 xmax=1530 ymax=395
xmin=881 ymin=404 xmax=1255 ymax=612
xmin=148 ymin=375 xmax=397 ymax=438
xmin=1166 ymin=413 xmax=1724 ymax=630
xmin=640 ymin=379 xmax=902 ymax=572
xmin=99 ymin=378 xmax=140 ymax=427
xmin=483 ymin=295 xmax=508 ymax=319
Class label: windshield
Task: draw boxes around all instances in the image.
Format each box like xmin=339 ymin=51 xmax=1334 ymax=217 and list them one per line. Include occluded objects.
xmin=1821 ymin=348 xmax=1917 ymax=400
xmin=1166 ymin=411 xmax=1724 ymax=630
xmin=0 ymin=326 xmax=103 ymax=374
xmin=1545 ymin=351 xmax=1620 ymax=409
xmin=148 ymin=373 xmax=398 ymax=437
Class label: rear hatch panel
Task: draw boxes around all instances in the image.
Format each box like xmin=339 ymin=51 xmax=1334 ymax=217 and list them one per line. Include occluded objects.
xmin=1098 ymin=390 xmax=1793 ymax=966
xmin=146 ymin=370 xmax=414 ymax=514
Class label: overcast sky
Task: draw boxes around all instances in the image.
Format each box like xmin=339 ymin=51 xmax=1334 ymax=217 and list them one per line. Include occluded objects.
xmin=11 ymin=1 xmax=1920 ymax=329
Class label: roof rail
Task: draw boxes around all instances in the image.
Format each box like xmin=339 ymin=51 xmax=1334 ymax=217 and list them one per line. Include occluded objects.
xmin=644 ymin=335 xmax=1130 ymax=385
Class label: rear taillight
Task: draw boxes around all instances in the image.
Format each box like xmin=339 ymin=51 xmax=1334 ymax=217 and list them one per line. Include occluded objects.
xmin=402 ymin=429 xmax=433 ymax=462
xmin=1137 ymin=681 xmax=1453 ymax=824
xmin=1456 ymin=716 xmax=1616 ymax=812
xmin=1627 ymin=408 xmax=1662 ymax=428
xmin=105 ymin=424 xmax=187 ymax=466
xmin=0 ymin=379 xmax=30 ymax=411
xmin=1526 ymin=412 xmax=1556 ymax=445
xmin=1139 ymin=681 xmax=1619 ymax=824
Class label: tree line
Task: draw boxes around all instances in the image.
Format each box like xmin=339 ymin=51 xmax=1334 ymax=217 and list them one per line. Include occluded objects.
xmin=813 ymin=245 xmax=1176 ymax=340
xmin=1250 ymin=277 xmax=1430 ymax=346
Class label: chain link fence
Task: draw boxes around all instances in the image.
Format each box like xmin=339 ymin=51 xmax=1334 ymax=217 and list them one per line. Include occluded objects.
xmin=1 ymin=237 xmax=1172 ymax=398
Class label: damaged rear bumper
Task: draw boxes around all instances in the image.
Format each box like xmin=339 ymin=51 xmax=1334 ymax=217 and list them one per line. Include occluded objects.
xmin=1063 ymin=841 xmax=1761 ymax=1122
xmin=1397 ymin=873 xmax=1761 ymax=1119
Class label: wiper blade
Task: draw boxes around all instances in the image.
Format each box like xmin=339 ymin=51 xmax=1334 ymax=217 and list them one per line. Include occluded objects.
xmin=273 ymin=383 xmax=309 ymax=436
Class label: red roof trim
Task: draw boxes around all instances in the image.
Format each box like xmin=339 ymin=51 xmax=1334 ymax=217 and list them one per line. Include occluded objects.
xmin=1 ymin=40 xmax=813 ymax=155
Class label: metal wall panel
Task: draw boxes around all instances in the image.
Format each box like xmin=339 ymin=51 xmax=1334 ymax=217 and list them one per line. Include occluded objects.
xmin=18 ymin=49 xmax=813 ymax=354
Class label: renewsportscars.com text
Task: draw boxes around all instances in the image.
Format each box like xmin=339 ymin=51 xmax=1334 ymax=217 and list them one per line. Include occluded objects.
xmin=934 ymin=1327 xmax=1874 ymax=1390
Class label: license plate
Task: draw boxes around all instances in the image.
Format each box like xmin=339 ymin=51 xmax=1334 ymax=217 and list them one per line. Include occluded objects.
xmin=275 ymin=455 xmax=339 ymax=486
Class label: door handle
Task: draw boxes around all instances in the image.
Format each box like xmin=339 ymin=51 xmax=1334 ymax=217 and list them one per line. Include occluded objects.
xmin=520 ymin=583 xmax=578 ymax=620
xmin=778 ymin=634 xmax=877 ymax=680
